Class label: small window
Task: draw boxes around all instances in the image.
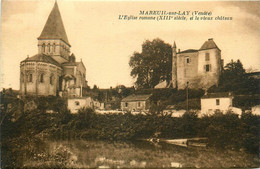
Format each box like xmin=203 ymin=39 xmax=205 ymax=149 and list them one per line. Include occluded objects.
xmin=40 ymin=74 xmax=44 ymax=83
xmin=186 ymin=57 xmax=190 ymax=64
xmin=138 ymin=102 xmax=141 ymax=107
xmin=125 ymin=102 xmax=128 ymax=107
xmin=216 ymin=99 xmax=220 ymax=105
xmin=21 ymin=73 xmax=24 ymax=83
xmin=205 ymin=64 xmax=210 ymax=72
xmin=28 ymin=74 xmax=33 ymax=82
xmin=75 ymin=101 xmax=80 ymax=106
xmin=48 ymin=43 xmax=51 ymax=52
xmin=42 ymin=43 xmax=45 ymax=52
xmin=205 ymin=53 xmax=210 ymax=61
xmin=53 ymin=43 xmax=56 ymax=52
xmin=50 ymin=75 xmax=54 ymax=85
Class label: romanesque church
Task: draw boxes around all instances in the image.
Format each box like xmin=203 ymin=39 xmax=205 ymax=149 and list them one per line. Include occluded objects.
xmin=20 ymin=2 xmax=87 ymax=97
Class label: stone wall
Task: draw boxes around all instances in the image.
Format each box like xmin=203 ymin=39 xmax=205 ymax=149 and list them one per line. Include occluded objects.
xmin=197 ymin=48 xmax=221 ymax=89
xmin=121 ymin=100 xmax=148 ymax=112
xmin=177 ymin=52 xmax=199 ymax=89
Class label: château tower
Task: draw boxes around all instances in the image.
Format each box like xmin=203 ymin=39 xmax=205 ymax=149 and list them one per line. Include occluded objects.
xmin=169 ymin=38 xmax=222 ymax=90
xmin=172 ymin=41 xmax=177 ymax=88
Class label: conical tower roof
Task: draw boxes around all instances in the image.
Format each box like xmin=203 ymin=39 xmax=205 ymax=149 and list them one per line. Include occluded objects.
xmin=38 ymin=2 xmax=70 ymax=46
xmin=173 ymin=41 xmax=176 ymax=48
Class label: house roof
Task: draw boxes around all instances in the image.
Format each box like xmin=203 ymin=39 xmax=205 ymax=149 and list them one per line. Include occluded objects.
xmin=202 ymin=92 xmax=233 ymax=99
xmin=246 ymin=71 xmax=260 ymax=77
xmin=178 ymin=49 xmax=198 ymax=54
xmin=121 ymin=94 xmax=152 ymax=102
xmin=154 ymin=80 xmax=168 ymax=89
xmin=21 ymin=53 xmax=61 ymax=67
xmin=165 ymin=105 xmax=175 ymax=110
xmin=200 ymin=38 xmax=220 ymax=51
xmin=38 ymin=2 xmax=70 ymax=46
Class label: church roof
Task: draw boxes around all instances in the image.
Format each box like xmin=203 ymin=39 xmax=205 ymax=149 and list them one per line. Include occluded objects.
xmin=62 ymin=62 xmax=80 ymax=66
xmin=200 ymin=38 xmax=220 ymax=51
xmin=21 ymin=53 xmax=61 ymax=67
xmin=62 ymin=60 xmax=86 ymax=70
xmin=38 ymin=2 xmax=70 ymax=46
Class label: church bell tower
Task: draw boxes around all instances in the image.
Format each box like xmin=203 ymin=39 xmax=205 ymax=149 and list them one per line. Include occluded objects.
xmin=37 ymin=2 xmax=71 ymax=64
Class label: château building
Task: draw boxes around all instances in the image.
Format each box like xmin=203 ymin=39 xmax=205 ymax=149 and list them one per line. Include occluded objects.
xmin=20 ymin=2 xmax=87 ymax=97
xmin=172 ymin=38 xmax=223 ymax=89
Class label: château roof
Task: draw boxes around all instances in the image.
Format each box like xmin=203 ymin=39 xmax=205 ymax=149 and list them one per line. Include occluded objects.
xmin=21 ymin=53 xmax=61 ymax=67
xmin=38 ymin=2 xmax=70 ymax=46
xmin=200 ymin=38 xmax=220 ymax=51
xmin=178 ymin=49 xmax=198 ymax=54
xmin=173 ymin=41 xmax=176 ymax=48
xmin=121 ymin=94 xmax=152 ymax=102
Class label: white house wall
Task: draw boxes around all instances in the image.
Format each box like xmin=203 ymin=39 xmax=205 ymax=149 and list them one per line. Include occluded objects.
xmin=201 ymin=97 xmax=232 ymax=115
xmin=68 ymin=97 xmax=93 ymax=114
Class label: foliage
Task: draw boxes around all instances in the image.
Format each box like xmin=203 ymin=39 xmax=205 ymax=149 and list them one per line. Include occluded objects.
xmin=233 ymin=95 xmax=260 ymax=110
xmin=208 ymin=59 xmax=259 ymax=94
xmin=1 ymin=96 xmax=260 ymax=167
xmin=129 ymin=38 xmax=172 ymax=89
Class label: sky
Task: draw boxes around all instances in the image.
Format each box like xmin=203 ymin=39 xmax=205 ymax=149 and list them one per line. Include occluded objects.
xmin=1 ymin=0 xmax=260 ymax=90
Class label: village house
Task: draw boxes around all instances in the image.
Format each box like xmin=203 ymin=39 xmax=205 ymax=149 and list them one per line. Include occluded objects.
xmin=121 ymin=94 xmax=152 ymax=112
xmin=251 ymin=105 xmax=260 ymax=116
xmin=200 ymin=92 xmax=242 ymax=116
xmin=163 ymin=105 xmax=186 ymax=117
xmin=67 ymin=97 xmax=94 ymax=114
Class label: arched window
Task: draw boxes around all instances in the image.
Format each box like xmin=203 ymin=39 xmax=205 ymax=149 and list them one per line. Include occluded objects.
xmin=42 ymin=43 xmax=45 ymax=53
xmin=50 ymin=75 xmax=54 ymax=85
xmin=28 ymin=73 xmax=33 ymax=82
xmin=48 ymin=43 xmax=51 ymax=52
xmin=53 ymin=43 xmax=56 ymax=52
xmin=21 ymin=73 xmax=24 ymax=83
xmin=40 ymin=74 xmax=44 ymax=83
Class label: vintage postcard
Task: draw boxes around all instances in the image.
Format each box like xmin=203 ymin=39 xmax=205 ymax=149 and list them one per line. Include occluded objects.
xmin=1 ymin=0 xmax=259 ymax=168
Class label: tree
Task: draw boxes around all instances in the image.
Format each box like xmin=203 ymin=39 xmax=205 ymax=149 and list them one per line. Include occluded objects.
xmin=129 ymin=38 xmax=172 ymax=89
xmin=209 ymin=59 xmax=259 ymax=94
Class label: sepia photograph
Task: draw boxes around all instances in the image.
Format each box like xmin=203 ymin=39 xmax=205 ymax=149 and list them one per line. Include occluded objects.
xmin=1 ymin=0 xmax=260 ymax=168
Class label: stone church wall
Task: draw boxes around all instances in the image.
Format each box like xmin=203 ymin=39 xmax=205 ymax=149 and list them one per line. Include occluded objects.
xmin=20 ymin=62 xmax=62 ymax=96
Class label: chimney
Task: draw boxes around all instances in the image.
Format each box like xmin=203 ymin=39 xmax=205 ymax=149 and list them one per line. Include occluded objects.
xmin=208 ymin=38 xmax=213 ymax=41
xmin=178 ymin=49 xmax=180 ymax=53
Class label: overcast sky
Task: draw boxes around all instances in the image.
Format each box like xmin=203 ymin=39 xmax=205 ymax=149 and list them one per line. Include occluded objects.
xmin=1 ymin=0 xmax=260 ymax=90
